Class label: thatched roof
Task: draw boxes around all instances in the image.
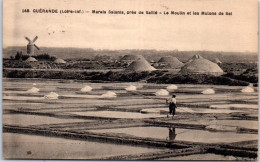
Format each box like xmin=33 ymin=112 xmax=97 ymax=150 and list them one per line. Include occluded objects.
xmin=179 ymin=55 xmax=223 ymax=75
xmin=213 ymin=58 xmax=222 ymax=64
xmin=126 ymin=58 xmax=156 ymax=71
xmin=120 ymin=55 xmax=144 ymax=61
xmin=185 ymin=54 xmax=203 ymax=63
xmin=158 ymin=56 xmax=183 ymax=69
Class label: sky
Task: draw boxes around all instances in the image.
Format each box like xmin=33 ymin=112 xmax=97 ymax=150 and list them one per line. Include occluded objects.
xmin=3 ymin=0 xmax=258 ymax=52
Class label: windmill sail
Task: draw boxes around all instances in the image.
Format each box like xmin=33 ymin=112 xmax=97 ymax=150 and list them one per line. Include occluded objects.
xmin=32 ymin=36 xmax=38 ymax=43
xmin=34 ymin=44 xmax=40 ymax=50
xmin=25 ymin=37 xmax=32 ymax=43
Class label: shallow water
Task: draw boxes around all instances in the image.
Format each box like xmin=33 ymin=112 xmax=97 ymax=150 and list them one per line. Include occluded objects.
xmin=210 ymin=104 xmax=258 ymax=109
xmin=208 ymin=120 xmax=258 ymax=130
xmin=3 ymin=133 xmax=162 ymax=159
xmin=67 ymin=111 xmax=165 ymax=119
xmin=88 ymin=126 xmax=258 ymax=143
xmin=115 ymin=104 xmax=166 ymax=110
xmin=3 ymin=102 xmax=44 ymax=110
xmin=2 ymin=78 xmax=258 ymax=149
xmin=3 ymin=96 xmax=44 ymax=101
xmin=140 ymin=107 xmax=243 ymax=114
xmin=158 ymin=153 xmax=253 ymax=160
xmin=3 ymin=114 xmax=91 ymax=126
xmin=62 ymin=94 xmax=101 ymax=99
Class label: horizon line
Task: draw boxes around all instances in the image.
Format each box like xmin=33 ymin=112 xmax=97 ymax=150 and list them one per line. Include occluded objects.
xmin=3 ymin=46 xmax=258 ymax=54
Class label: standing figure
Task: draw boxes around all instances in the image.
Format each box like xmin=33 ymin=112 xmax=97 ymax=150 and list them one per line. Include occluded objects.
xmin=166 ymin=94 xmax=177 ymax=118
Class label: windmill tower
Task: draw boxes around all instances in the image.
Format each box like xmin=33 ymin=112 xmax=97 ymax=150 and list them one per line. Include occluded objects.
xmin=25 ymin=36 xmax=40 ymax=55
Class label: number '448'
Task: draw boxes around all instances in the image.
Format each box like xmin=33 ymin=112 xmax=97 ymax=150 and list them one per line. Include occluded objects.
xmin=22 ymin=9 xmax=30 ymax=13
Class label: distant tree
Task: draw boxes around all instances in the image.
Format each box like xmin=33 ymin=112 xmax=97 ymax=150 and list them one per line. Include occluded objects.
xmin=34 ymin=53 xmax=57 ymax=61
xmin=15 ymin=51 xmax=23 ymax=60
xmin=22 ymin=55 xmax=30 ymax=60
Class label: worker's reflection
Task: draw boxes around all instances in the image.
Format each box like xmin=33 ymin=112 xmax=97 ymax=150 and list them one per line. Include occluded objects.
xmin=168 ymin=127 xmax=176 ymax=141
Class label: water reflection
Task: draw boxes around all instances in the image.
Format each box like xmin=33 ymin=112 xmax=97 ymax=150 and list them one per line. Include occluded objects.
xmin=167 ymin=127 xmax=176 ymax=141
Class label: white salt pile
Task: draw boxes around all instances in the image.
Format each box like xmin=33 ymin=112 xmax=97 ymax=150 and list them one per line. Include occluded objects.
xmin=201 ymin=88 xmax=215 ymax=94
xmin=155 ymin=89 xmax=169 ymax=96
xmin=101 ymin=91 xmax=117 ymax=98
xmin=26 ymin=87 xmax=39 ymax=93
xmin=241 ymin=86 xmax=254 ymax=93
xmin=166 ymin=85 xmax=178 ymax=91
xmin=206 ymin=125 xmax=237 ymax=132
xmin=80 ymin=85 xmax=93 ymax=92
xmin=33 ymin=83 xmax=37 ymax=85
xmin=125 ymin=85 xmax=137 ymax=91
xmin=44 ymin=92 xmax=59 ymax=99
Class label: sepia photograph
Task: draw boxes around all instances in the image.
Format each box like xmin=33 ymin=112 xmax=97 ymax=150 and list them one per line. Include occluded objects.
xmin=2 ymin=0 xmax=258 ymax=160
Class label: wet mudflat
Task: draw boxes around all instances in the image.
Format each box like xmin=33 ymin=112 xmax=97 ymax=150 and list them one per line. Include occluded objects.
xmin=158 ymin=153 xmax=254 ymax=161
xmin=2 ymin=78 xmax=258 ymax=160
xmin=67 ymin=111 xmax=165 ymax=119
xmin=88 ymin=126 xmax=258 ymax=143
xmin=3 ymin=114 xmax=92 ymax=126
xmin=3 ymin=133 xmax=163 ymax=159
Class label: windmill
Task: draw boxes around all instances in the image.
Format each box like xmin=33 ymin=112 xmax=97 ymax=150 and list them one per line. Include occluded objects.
xmin=25 ymin=36 xmax=40 ymax=55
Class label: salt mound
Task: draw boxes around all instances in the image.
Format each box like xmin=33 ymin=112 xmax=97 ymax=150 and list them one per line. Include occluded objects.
xmin=25 ymin=57 xmax=37 ymax=62
xmin=155 ymin=89 xmax=169 ymax=96
xmin=158 ymin=56 xmax=183 ymax=69
xmin=33 ymin=83 xmax=37 ymax=85
xmin=180 ymin=54 xmax=223 ymax=76
xmin=167 ymin=85 xmax=178 ymax=91
xmin=206 ymin=125 xmax=237 ymax=132
xmin=54 ymin=58 xmax=66 ymax=64
xmin=101 ymin=91 xmax=117 ymax=98
xmin=213 ymin=58 xmax=222 ymax=64
xmin=125 ymin=85 xmax=137 ymax=91
xmin=126 ymin=58 xmax=156 ymax=71
xmin=44 ymin=92 xmax=59 ymax=99
xmin=201 ymin=88 xmax=215 ymax=94
xmin=26 ymin=87 xmax=39 ymax=93
xmin=241 ymin=86 xmax=254 ymax=93
xmin=120 ymin=55 xmax=144 ymax=61
xmin=80 ymin=85 xmax=92 ymax=92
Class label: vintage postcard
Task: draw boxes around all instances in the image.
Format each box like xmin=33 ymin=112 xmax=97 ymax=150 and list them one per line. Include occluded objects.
xmin=2 ymin=0 xmax=258 ymax=160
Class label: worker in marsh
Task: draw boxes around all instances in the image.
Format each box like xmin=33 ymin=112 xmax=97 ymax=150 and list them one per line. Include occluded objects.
xmin=166 ymin=94 xmax=177 ymax=118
